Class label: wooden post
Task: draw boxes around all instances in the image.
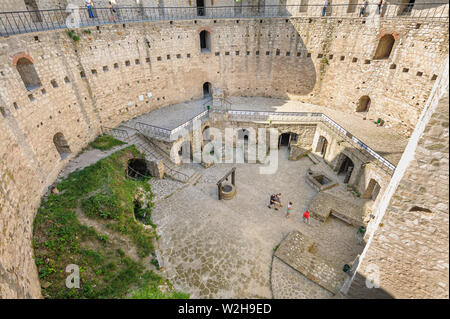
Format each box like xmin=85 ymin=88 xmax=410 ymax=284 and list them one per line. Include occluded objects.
xmin=218 ymin=182 xmax=222 ymax=200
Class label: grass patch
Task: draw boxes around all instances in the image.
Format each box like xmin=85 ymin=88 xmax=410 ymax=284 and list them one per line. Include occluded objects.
xmin=33 ymin=146 xmax=186 ymax=299
xmin=89 ymin=135 xmax=126 ymax=151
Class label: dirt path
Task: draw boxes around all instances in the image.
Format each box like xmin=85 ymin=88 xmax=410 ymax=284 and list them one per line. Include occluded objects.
xmin=75 ymin=197 xmax=156 ymax=273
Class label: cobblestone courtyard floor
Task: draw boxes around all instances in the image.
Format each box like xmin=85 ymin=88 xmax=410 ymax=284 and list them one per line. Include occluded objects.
xmin=151 ymin=147 xmax=365 ymax=299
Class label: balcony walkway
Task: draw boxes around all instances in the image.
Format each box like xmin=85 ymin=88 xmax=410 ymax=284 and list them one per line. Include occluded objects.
xmin=1 ymin=3 xmax=448 ymax=37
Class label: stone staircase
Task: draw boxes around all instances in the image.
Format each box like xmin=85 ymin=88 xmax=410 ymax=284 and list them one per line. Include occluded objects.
xmin=105 ymin=126 xmax=199 ymax=184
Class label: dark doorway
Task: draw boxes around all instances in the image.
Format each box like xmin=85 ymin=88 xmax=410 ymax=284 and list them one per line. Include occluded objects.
xmin=200 ymin=30 xmax=211 ymax=52
xmin=316 ymin=136 xmax=328 ymax=157
xmin=363 ymin=179 xmax=381 ymax=200
xmin=373 ymin=35 xmax=395 ymax=60
xmin=356 ymin=96 xmax=371 ymax=112
xmin=53 ymin=132 xmax=71 ymax=160
xmin=197 ymin=0 xmax=205 ymax=16
xmin=127 ymin=158 xmax=149 ymax=179
xmin=338 ymin=155 xmax=355 ymax=184
xmin=278 ymin=132 xmax=298 ymax=149
xmin=279 ymin=133 xmax=290 ymax=147
xmin=178 ymin=142 xmax=192 ymax=162
xmin=203 ymin=82 xmax=211 ymax=98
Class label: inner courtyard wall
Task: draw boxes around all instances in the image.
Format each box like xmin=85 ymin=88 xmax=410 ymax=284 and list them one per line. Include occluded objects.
xmin=0 ymin=15 xmax=448 ymax=298
xmin=346 ymin=57 xmax=449 ymax=299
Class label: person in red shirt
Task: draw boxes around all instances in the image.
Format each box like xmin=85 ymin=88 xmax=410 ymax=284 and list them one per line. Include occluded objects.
xmin=303 ymin=210 xmax=310 ymax=225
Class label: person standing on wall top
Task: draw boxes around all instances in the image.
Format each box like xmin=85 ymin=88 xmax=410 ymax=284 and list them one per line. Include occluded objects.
xmin=85 ymin=0 xmax=94 ymax=19
xmin=109 ymin=1 xmax=117 ymax=23
xmin=322 ymin=0 xmax=328 ymax=17
xmin=376 ymin=0 xmax=383 ymax=15
xmin=360 ymin=0 xmax=368 ymax=17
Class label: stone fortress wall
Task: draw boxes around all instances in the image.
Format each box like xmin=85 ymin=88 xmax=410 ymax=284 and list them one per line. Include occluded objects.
xmin=0 ymin=0 xmax=448 ymax=298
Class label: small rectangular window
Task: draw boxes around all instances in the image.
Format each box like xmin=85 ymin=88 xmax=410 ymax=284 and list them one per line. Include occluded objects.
xmin=51 ymin=80 xmax=59 ymax=88
xmin=103 ymin=66 xmax=109 ymax=72
xmin=125 ymin=60 xmax=130 ymax=66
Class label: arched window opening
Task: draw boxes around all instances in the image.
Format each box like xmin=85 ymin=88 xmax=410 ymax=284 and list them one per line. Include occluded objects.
xmin=203 ymin=126 xmax=211 ymax=141
xmin=200 ymin=30 xmax=211 ymax=52
xmin=315 ymin=136 xmax=329 ymax=157
xmin=363 ymin=179 xmax=381 ymax=200
xmin=203 ymin=82 xmax=211 ymax=98
xmin=24 ymin=0 xmax=43 ymax=22
xmin=356 ymin=96 xmax=371 ymax=112
xmin=373 ymin=34 xmax=395 ymax=60
xmin=398 ymin=0 xmax=415 ymax=16
xmin=238 ymin=129 xmax=250 ymax=142
xmin=347 ymin=0 xmax=358 ymax=13
xmin=338 ymin=155 xmax=354 ymax=184
xmin=53 ymin=133 xmax=71 ymax=160
xmin=197 ymin=0 xmax=205 ymax=16
xmin=16 ymin=57 xmax=42 ymax=91
xmin=178 ymin=141 xmax=192 ymax=162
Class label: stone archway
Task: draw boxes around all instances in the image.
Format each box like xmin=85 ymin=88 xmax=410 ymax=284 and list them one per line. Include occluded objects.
xmin=337 ymin=154 xmax=355 ymax=184
xmin=373 ymin=34 xmax=395 ymax=60
xmin=16 ymin=57 xmax=42 ymax=90
xmin=362 ymin=178 xmax=381 ymax=200
xmin=53 ymin=132 xmax=71 ymax=160
xmin=315 ymin=136 xmax=329 ymax=157
xmin=203 ymin=82 xmax=212 ymax=98
xmin=356 ymin=96 xmax=371 ymax=112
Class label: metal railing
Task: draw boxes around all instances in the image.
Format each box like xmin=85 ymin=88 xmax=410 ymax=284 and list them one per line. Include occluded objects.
xmin=1 ymin=3 xmax=448 ymax=37
xmin=227 ymin=109 xmax=396 ymax=173
xmin=135 ymin=122 xmax=172 ymax=141
xmin=170 ymin=109 xmax=209 ymax=141
xmin=101 ymin=126 xmax=129 ymax=140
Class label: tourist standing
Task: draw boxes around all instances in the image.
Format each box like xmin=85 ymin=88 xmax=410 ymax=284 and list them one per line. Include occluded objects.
xmin=376 ymin=0 xmax=383 ymax=15
xmin=275 ymin=193 xmax=283 ymax=208
xmin=268 ymin=194 xmax=278 ymax=210
xmin=303 ymin=210 xmax=311 ymax=225
xmin=322 ymin=0 xmax=328 ymax=17
xmin=85 ymin=0 xmax=94 ymax=19
xmin=286 ymin=202 xmax=293 ymax=218
xmin=109 ymin=1 xmax=117 ymax=23
xmin=360 ymin=0 xmax=368 ymax=17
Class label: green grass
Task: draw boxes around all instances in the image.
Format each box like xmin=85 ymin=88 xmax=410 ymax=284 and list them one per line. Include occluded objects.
xmin=33 ymin=146 xmax=187 ymax=299
xmin=88 ymin=135 xmax=126 ymax=151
